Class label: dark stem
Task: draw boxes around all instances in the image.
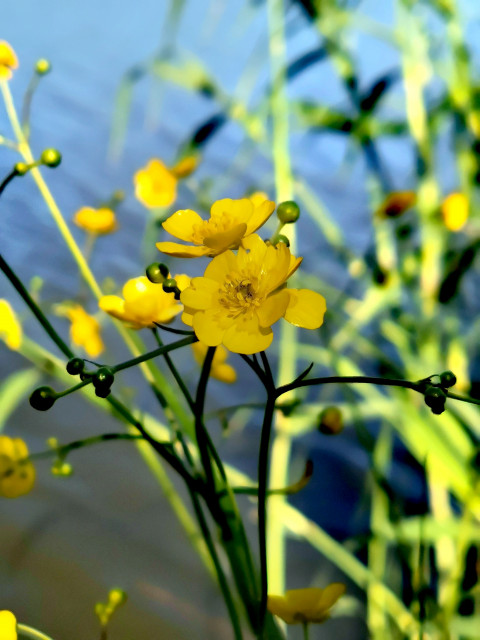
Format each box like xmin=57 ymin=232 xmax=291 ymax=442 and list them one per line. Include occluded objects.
xmin=112 ymin=335 xmax=196 ymax=373
xmin=152 ymin=328 xmax=195 ymax=411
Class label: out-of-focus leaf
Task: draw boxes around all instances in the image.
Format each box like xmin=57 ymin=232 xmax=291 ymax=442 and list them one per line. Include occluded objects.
xmin=439 ymin=242 xmax=479 ymax=304
xmin=0 ymin=368 xmax=41 ymax=431
xmin=191 ymin=113 xmax=227 ymax=147
xmin=295 ymin=101 xmax=353 ymax=132
xmin=286 ymin=47 xmax=327 ymax=82
xmin=359 ymin=70 xmax=400 ymax=113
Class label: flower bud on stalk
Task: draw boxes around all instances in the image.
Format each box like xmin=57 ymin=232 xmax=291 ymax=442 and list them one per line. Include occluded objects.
xmin=276 ymin=200 xmax=300 ymax=224
xmin=424 ymin=385 xmax=446 ymax=415
xmin=40 ymin=148 xmax=62 ymax=168
xmin=317 ymin=406 xmax=344 ymax=435
xmin=35 ymin=58 xmax=51 ymax=75
xmin=30 ymin=386 xmax=56 ymax=411
xmin=92 ymin=367 xmax=115 ymax=398
xmin=146 ymin=262 xmax=169 ymax=284
xmin=66 ymin=357 xmax=85 ymax=376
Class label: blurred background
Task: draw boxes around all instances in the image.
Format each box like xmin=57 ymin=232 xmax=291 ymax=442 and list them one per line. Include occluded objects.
xmin=2 ymin=0 xmax=480 ymax=638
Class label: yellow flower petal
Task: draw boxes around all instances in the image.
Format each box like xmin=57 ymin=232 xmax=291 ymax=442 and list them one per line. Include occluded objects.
xmin=162 ymin=209 xmax=204 ymax=242
xmin=134 ymin=159 xmax=177 ymax=208
xmin=210 ymin=198 xmax=253 ymax=223
xmin=66 ymin=305 xmax=105 ymax=357
xmin=213 ymin=363 xmax=237 ymax=383
xmin=316 ymin=583 xmax=347 ymax=610
xmin=267 ymin=596 xmax=297 ymax=624
xmin=181 ymin=278 xmax=218 ymax=310
xmin=248 ymin=191 xmax=270 ymax=206
xmin=156 ymin=241 xmax=211 ymax=258
xmin=284 ymin=289 xmax=327 ymax=329
xmin=73 ymin=206 xmax=117 ymax=234
xmin=223 ymin=315 xmax=273 ymax=354
xmin=442 ymin=192 xmax=469 ymax=231
xmin=0 ymin=300 xmax=22 ymax=350
xmin=0 ymin=436 xmax=35 ymax=499
xmin=99 ymin=295 xmax=129 ymax=321
xmin=203 ymin=223 xmax=248 ymax=253
xmin=193 ymin=309 xmax=233 ymax=346
xmin=0 ymin=41 xmax=18 ymax=81
xmin=245 ymin=199 xmax=275 ymax=235
xmin=268 ymin=585 xmax=345 ymax=625
xmin=256 ymin=290 xmax=290 ymax=328
xmin=0 ymin=610 xmax=17 ymax=640
xmin=191 ymin=342 xmax=237 ymax=383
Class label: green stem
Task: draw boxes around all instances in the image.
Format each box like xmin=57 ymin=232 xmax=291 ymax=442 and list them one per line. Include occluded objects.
xmin=112 ymin=335 xmax=196 ymax=373
xmin=303 ymin=622 xmax=310 ymax=640
xmin=17 ymin=624 xmax=55 ymax=640
xmin=152 ymin=328 xmax=195 ymax=411
xmin=28 ymin=432 xmax=144 ymax=463
xmin=0 ymin=167 xmax=19 ymax=196
xmin=21 ymin=73 xmax=41 ymax=139
xmin=0 ymin=253 xmax=74 ymax=358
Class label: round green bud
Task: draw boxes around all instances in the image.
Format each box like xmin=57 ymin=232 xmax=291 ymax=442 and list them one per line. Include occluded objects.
xmin=93 ymin=367 xmax=115 ymax=393
xmin=40 ymin=148 xmax=62 ymax=168
xmin=30 ymin=386 xmax=56 ymax=411
xmin=424 ymin=385 xmax=446 ymax=415
xmin=52 ymin=461 xmax=73 ymax=476
xmin=275 ymin=234 xmax=290 ymax=247
xmin=108 ymin=588 xmax=127 ymax=606
xmin=66 ymin=357 xmax=85 ymax=376
xmin=277 ymin=200 xmax=300 ymax=224
xmin=14 ymin=162 xmax=29 ymax=176
xmin=35 ymin=59 xmax=51 ymax=75
xmin=162 ymin=278 xmax=178 ymax=293
xmin=317 ymin=406 xmax=344 ymax=435
xmin=440 ymin=370 xmax=456 ymax=388
xmin=146 ymin=262 xmax=169 ymax=284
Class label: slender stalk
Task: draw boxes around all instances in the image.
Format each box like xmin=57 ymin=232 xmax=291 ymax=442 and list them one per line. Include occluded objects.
xmin=152 ymin=328 xmax=195 ymax=411
xmin=112 ymin=335 xmax=196 ymax=373
xmin=302 ymin=622 xmax=309 ymax=640
xmin=27 ymin=432 xmax=144 ymax=463
xmin=17 ymin=625 xmax=55 ymax=640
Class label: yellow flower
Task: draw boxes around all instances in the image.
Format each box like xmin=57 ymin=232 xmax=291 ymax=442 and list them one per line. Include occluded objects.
xmin=191 ymin=341 xmax=237 ymax=383
xmin=442 ymin=192 xmax=469 ymax=231
xmin=0 ymin=41 xmax=18 ymax=81
xmin=180 ymin=234 xmax=326 ymax=354
xmin=0 ymin=300 xmax=22 ymax=350
xmin=134 ymin=159 xmax=178 ymax=208
xmin=376 ymin=191 xmax=416 ymax=218
xmin=248 ymin=191 xmax=270 ymax=207
xmin=99 ymin=275 xmax=190 ymax=329
xmin=66 ymin=305 xmax=104 ymax=357
xmin=267 ymin=584 xmax=346 ymax=625
xmin=157 ymin=197 xmax=276 ymax=258
xmin=73 ymin=206 xmax=117 ymax=234
xmin=0 ymin=436 xmax=35 ymax=499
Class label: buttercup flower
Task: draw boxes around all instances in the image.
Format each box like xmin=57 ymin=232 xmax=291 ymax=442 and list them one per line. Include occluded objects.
xmin=134 ymin=159 xmax=178 ymax=208
xmin=0 ymin=436 xmax=35 ymax=499
xmin=376 ymin=191 xmax=416 ymax=218
xmin=66 ymin=305 xmax=104 ymax=357
xmin=442 ymin=192 xmax=468 ymax=232
xmin=180 ymin=234 xmax=326 ymax=354
xmin=157 ymin=197 xmax=276 ymax=258
xmin=267 ymin=584 xmax=346 ymax=625
xmin=73 ymin=206 xmax=117 ymax=234
xmin=191 ymin=341 xmax=237 ymax=384
xmin=0 ymin=300 xmax=22 ymax=350
xmin=99 ymin=275 xmax=190 ymax=329
xmin=0 ymin=41 xmax=18 ymax=81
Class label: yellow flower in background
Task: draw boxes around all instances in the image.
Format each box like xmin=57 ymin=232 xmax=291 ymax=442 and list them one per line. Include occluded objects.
xmin=0 ymin=611 xmax=17 ymax=639
xmin=442 ymin=192 xmax=469 ymax=231
xmin=0 ymin=436 xmax=35 ymax=499
xmin=170 ymin=154 xmax=199 ymax=179
xmin=267 ymin=584 xmax=346 ymax=625
xmin=376 ymin=191 xmax=416 ymax=218
xmin=134 ymin=159 xmax=178 ymax=208
xmin=191 ymin=341 xmax=237 ymax=384
xmin=248 ymin=191 xmax=270 ymax=207
xmin=73 ymin=206 xmax=117 ymax=234
xmin=99 ymin=274 xmax=190 ymax=329
xmin=66 ymin=305 xmax=104 ymax=357
xmin=0 ymin=41 xmax=18 ymax=81
xmin=157 ymin=197 xmax=276 ymax=258
xmin=0 ymin=300 xmax=22 ymax=350
xmin=181 ymin=234 xmax=326 ymax=354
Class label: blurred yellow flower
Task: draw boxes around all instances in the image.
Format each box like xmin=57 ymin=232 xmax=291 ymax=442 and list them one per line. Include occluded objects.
xmin=73 ymin=206 xmax=117 ymax=234
xmin=134 ymin=159 xmax=178 ymax=208
xmin=267 ymin=584 xmax=346 ymax=625
xmin=181 ymin=234 xmax=326 ymax=354
xmin=157 ymin=197 xmax=276 ymax=258
xmin=66 ymin=305 xmax=104 ymax=357
xmin=191 ymin=341 xmax=237 ymax=384
xmin=376 ymin=191 xmax=416 ymax=218
xmin=248 ymin=191 xmax=270 ymax=207
xmin=170 ymin=155 xmax=198 ymax=179
xmin=99 ymin=274 xmax=190 ymax=329
xmin=0 ymin=41 xmax=18 ymax=81
xmin=442 ymin=192 xmax=469 ymax=232
xmin=0 ymin=436 xmax=35 ymax=499
xmin=0 ymin=300 xmax=22 ymax=350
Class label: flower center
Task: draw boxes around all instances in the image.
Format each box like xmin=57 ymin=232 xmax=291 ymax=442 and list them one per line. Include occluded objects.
xmin=192 ymin=213 xmax=237 ymax=243
xmin=218 ymin=272 xmax=261 ymax=315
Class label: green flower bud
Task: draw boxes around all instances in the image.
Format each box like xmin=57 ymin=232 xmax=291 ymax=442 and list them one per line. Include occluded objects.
xmin=40 ymin=148 xmax=62 ymax=168
xmin=14 ymin=162 xmax=29 ymax=176
xmin=440 ymin=370 xmax=456 ymax=388
xmin=52 ymin=461 xmax=73 ymax=476
xmin=66 ymin=357 xmax=85 ymax=376
xmin=274 ymin=234 xmax=290 ymax=247
xmin=35 ymin=59 xmax=51 ymax=75
xmin=277 ymin=201 xmax=300 ymax=224
xmin=146 ymin=262 xmax=169 ymax=284
xmin=30 ymin=386 xmax=56 ymax=411
xmin=317 ymin=406 xmax=344 ymax=435
xmin=424 ymin=385 xmax=446 ymax=415
xmin=108 ymin=588 xmax=127 ymax=607
xmin=162 ymin=278 xmax=178 ymax=293
xmin=93 ymin=367 xmax=115 ymax=394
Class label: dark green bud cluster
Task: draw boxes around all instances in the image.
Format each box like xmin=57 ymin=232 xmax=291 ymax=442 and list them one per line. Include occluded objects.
xmin=317 ymin=406 xmax=344 ymax=435
xmin=30 ymin=386 xmax=56 ymax=411
xmin=439 ymin=370 xmax=456 ymax=388
xmin=92 ymin=367 xmax=115 ymax=398
xmin=423 ymin=386 xmax=447 ymax=415
xmin=146 ymin=262 xmax=169 ymax=284
xmin=162 ymin=278 xmax=181 ymax=300
xmin=35 ymin=59 xmax=51 ymax=75
xmin=277 ymin=201 xmax=300 ymax=224
xmin=40 ymin=148 xmax=62 ymax=168
xmin=66 ymin=357 xmax=85 ymax=376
